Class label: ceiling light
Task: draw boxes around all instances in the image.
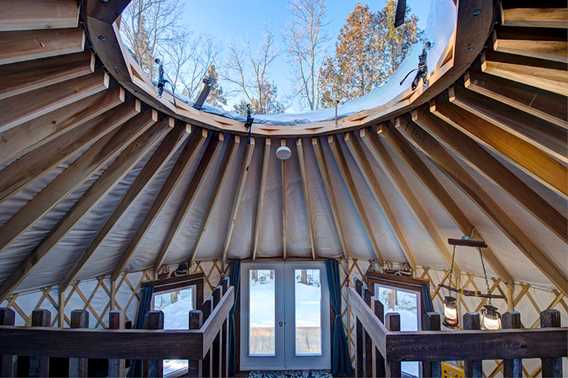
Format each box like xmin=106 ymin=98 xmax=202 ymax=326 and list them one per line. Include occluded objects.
xmin=276 ymin=145 xmax=292 ymax=160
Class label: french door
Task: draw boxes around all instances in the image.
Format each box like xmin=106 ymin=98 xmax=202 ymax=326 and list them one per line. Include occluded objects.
xmin=240 ymin=261 xmax=331 ymax=371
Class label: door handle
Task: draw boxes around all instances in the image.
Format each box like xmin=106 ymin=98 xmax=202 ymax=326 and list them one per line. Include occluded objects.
xmin=278 ymin=321 xmax=285 ymax=327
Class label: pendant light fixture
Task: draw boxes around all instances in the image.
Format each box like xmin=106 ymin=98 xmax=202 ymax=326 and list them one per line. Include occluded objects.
xmin=478 ymin=245 xmax=501 ymax=330
xmin=443 ymin=243 xmax=459 ymax=328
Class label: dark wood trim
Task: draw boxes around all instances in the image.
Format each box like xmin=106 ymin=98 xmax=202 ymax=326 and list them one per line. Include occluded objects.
xmin=144 ymin=273 xmax=204 ymax=308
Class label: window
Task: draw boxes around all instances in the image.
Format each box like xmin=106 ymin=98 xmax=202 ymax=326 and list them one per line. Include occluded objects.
xmin=249 ymin=269 xmax=276 ymax=356
xmin=294 ymin=269 xmax=322 ymax=355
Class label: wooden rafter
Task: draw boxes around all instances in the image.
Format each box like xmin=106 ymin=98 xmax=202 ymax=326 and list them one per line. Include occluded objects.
xmin=296 ymin=139 xmax=316 ymax=260
xmin=110 ymin=130 xmax=208 ymax=280
xmin=397 ymin=121 xmax=568 ymax=295
xmin=344 ymin=133 xmax=416 ymax=268
xmin=312 ymin=138 xmax=349 ymax=258
xmin=328 ymin=135 xmax=384 ymax=263
xmin=501 ymin=8 xmax=568 ymax=29
xmin=221 ymin=138 xmax=255 ymax=262
xmin=153 ymin=134 xmax=223 ymax=270
xmin=280 ymin=139 xmax=288 ymax=260
xmin=0 ymin=105 xmax=148 ymax=253
xmin=0 ymin=114 xmax=165 ymax=301
xmin=493 ymin=32 xmax=567 ymax=64
xmin=252 ymin=139 xmax=271 ymax=260
xmin=60 ymin=122 xmax=189 ymax=290
xmin=383 ymin=122 xmax=513 ymax=284
xmin=0 ymin=0 xmax=79 ymax=32
xmin=412 ymin=108 xmax=568 ymax=244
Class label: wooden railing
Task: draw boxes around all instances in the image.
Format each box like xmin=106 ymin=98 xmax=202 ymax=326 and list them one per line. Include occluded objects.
xmin=0 ymin=278 xmax=233 ymax=377
xmin=350 ymin=278 xmax=567 ymax=378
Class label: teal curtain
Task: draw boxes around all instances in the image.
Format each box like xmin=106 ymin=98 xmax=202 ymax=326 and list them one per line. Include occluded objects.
xmin=420 ymin=283 xmax=434 ymax=328
xmin=325 ymin=259 xmax=354 ymax=376
xmin=228 ymin=260 xmax=241 ymax=376
xmin=128 ymin=284 xmax=154 ymax=377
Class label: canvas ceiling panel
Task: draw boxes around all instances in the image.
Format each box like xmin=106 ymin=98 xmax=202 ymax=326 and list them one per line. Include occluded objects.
xmin=258 ymin=142 xmax=284 ymax=258
xmin=424 ymin=157 xmax=550 ymax=285
xmin=227 ymin=141 xmax=263 ymax=259
xmin=127 ymin=137 xmax=209 ymax=272
xmin=78 ymin=138 xmax=188 ymax=280
xmin=165 ymin=138 xmax=231 ymax=263
xmin=193 ymin=142 xmax=246 ymax=260
xmin=302 ymin=140 xmax=340 ymax=257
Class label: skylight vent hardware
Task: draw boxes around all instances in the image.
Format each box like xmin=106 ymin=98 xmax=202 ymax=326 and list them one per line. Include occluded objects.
xmin=400 ymin=42 xmax=431 ymax=90
xmin=155 ymin=58 xmax=169 ymax=97
xmin=193 ymin=73 xmax=216 ymax=110
xmin=394 ymin=0 xmax=406 ymax=27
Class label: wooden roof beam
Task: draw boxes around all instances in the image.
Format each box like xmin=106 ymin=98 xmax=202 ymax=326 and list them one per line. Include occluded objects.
xmin=280 ymin=140 xmax=288 ymax=260
xmin=344 ymin=133 xmax=416 ymax=269
xmin=0 ymin=0 xmax=79 ymax=32
xmin=110 ymin=130 xmax=208 ymax=280
xmin=296 ymin=139 xmax=316 ymax=260
xmin=397 ymin=120 xmax=568 ymax=296
xmin=502 ymin=8 xmax=568 ymax=29
xmin=328 ymin=136 xmax=385 ymax=264
xmin=412 ymin=108 xmax=567 ymax=244
xmin=60 ymin=122 xmax=190 ymax=290
xmin=251 ymin=139 xmax=271 ymax=260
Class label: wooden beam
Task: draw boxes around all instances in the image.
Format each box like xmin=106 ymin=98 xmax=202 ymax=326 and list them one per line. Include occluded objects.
xmin=312 ymin=138 xmax=349 ymax=258
xmin=345 ymin=133 xmax=416 ymax=269
xmin=221 ymin=138 xmax=255 ymax=262
xmin=60 ymin=123 xmax=189 ymax=290
xmin=153 ymin=134 xmax=222 ymax=270
xmin=0 ymin=99 xmax=139 ymax=201
xmin=5 ymin=116 xmax=167 ymax=297
xmin=481 ymin=51 xmax=568 ymax=96
xmin=252 ymin=139 xmax=271 ymax=260
xmin=464 ymin=70 xmax=567 ymax=129
xmin=0 ymin=70 xmax=109 ymax=134
xmin=110 ymin=130 xmax=207 ymax=280
xmin=431 ymin=96 xmax=567 ymax=198
xmin=412 ymin=108 xmax=567 ymax=244
xmin=502 ymin=8 xmax=568 ymax=29
xmin=0 ymin=0 xmax=79 ymax=31
xmin=384 ymin=122 xmax=513 ymax=283
xmin=0 ymin=28 xmax=85 ymax=65
xmin=397 ymin=122 xmax=568 ymax=295
xmin=494 ymin=37 xmax=567 ymax=64
xmin=361 ymin=131 xmax=458 ymax=272
xmin=296 ymin=139 xmax=316 ymax=259
xmin=328 ymin=135 xmax=385 ymax=263
xmin=280 ymin=139 xmax=288 ymax=259
xmin=449 ymin=86 xmax=567 ymax=164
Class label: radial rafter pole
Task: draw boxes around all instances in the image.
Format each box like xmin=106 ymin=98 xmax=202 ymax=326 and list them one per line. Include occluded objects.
xmin=384 ymin=121 xmax=513 ymax=285
xmin=110 ymin=130 xmax=208 ymax=280
xmin=361 ymin=130 xmax=459 ymax=273
xmin=344 ymin=132 xmax=416 ymax=269
xmin=397 ymin=121 xmax=568 ymax=296
xmin=252 ymin=139 xmax=271 ymax=261
xmin=328 ymin=136 xmax=384 ymax=264
xmin=280 ymin=139 xmax=288 ymax=260
xmin=296 ymin=139 xmax=316 ymax=259
xmin=60 ymin=121 xmax=189 ymax=290
xmin=312 ymin=138 xmax=350 ymax=259
xmin=221 ymin=138 xmax=255 ymax=262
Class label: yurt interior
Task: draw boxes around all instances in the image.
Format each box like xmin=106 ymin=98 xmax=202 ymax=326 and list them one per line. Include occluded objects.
xmin=0 ymin=0 xmax=566 ymax=377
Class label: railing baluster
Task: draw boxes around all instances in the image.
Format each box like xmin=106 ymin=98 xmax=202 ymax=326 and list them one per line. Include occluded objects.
xmin=108 ymin=311 xmax=124 ymax=378
xmin=201 ymin=297 xmax=213 ymax=378
xmin=188 ymin=310 xmax=203 ymax=377
xmin=463 ymin=313 xmax=482 ymax=378
xmin=0 ymin=308 xmax=16 ymax=377
xmin=212 ymin=286 xmax=222 ymax=377
xmin=143 ymin=311 xmax=164 ymax=378
xmin=385 ymin=313 xmax=401 ymax=378
xmin=502 ymin=312 xmax=522 ymax=378
xmin=70 ymin=310 xmax=89 ymax=377
xmin=221 ymin=278 xmax=230 ymax=378
xmin=422 ymin=312 xmax=441 ymax=378
xmin=540 ymin=309 xmax=562 ymax=378
xmin=363 ymin=288 xmax=373 ymax=378
xmin=372 ymin=298 xmax=385 ymax=378
xmin=29 ymin=309 xmax=50 ymax=377
xmin=355 ymin=279 xmax=364 ymax=378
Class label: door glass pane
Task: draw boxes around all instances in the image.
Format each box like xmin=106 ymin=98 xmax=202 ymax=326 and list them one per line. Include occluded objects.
xmin=249 ymin=269 xmax=276 ymax=356
xmin=295 ymin=269 xmax=321 ymax=355
xmin=153 ymin=287 xmax=194 ymax=375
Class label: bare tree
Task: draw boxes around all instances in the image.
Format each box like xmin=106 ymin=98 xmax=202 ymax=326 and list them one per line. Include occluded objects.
xmin=286 ymin=0 xmax=328 ymax=111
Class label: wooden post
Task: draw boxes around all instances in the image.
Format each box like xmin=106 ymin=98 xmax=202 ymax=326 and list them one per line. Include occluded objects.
xmin=355 ymin=279 xmax=364 ymax=378
xmin=29 ymin=309 xmax=50 ymax=377
xmin=221 ymin=278 xmax=230 ymax=378
xmin=108 ymin=311 xmax=125 ymax=378
xmin=188 ymin=310 xmax=203 ymax=377
xmin=422 ymin=312 xmax=441 ymax=378
xmin=385 ymin=313 xmax=401 ymax=378
xmin=463 ymin=313 xmax=482 ymax=378
xmin=143 ymin=311 xmax=164 ymax=378
xmin=0 ymin=308 xmax=16 ymax=377
xmin=373 ymin=298 xmax=385 ymax=378
xmin=363 ymin=288 xmax=373 ymax=378
xmin=502 ymin=312 xmax=522 ymax=378
xmin=540 ymin=309 xmax=562 ymax=378
xmin=212 ymin=286 xmax=222 ymax=377
xmin=69 ymin=310 xmax=89 ymax=377
xmin=200 ymin=298 xmax=213 ymax=378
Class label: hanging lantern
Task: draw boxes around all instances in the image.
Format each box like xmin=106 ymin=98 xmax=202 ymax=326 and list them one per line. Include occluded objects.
xmin=481 ymin=304 xmax=501 ymax=330
xmin=443 ymin=295 xmax=459 ymax=328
